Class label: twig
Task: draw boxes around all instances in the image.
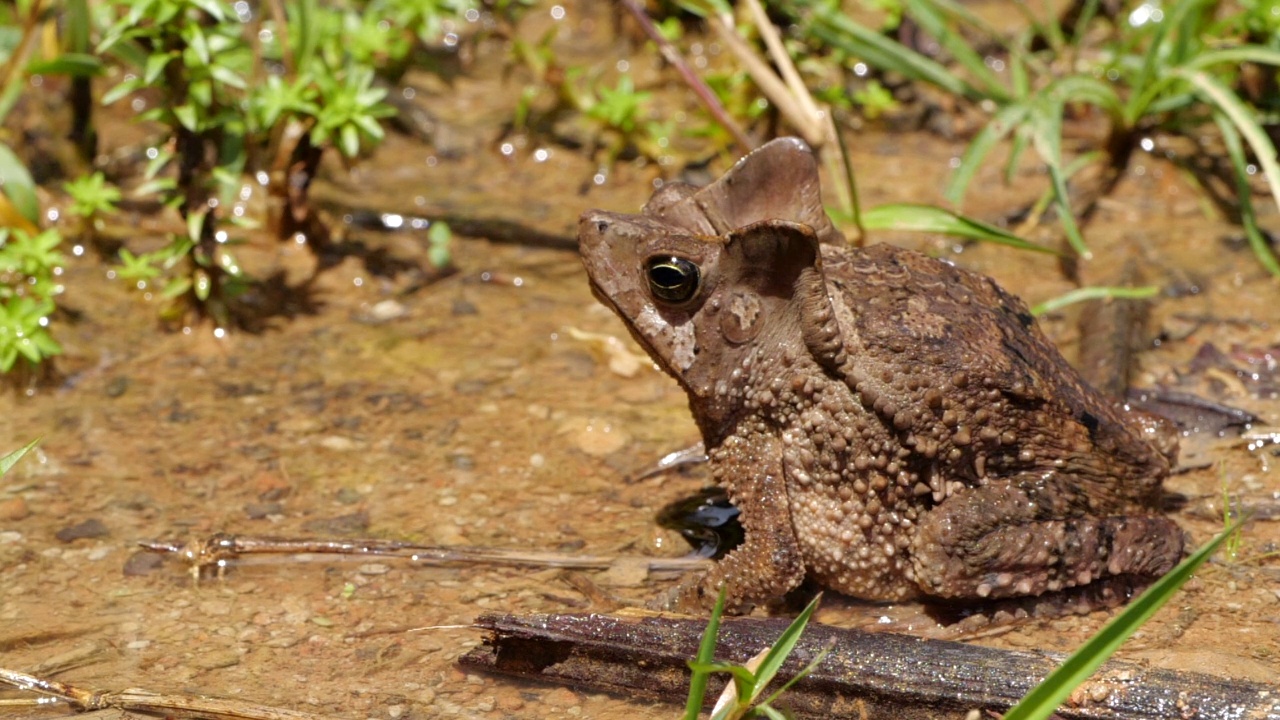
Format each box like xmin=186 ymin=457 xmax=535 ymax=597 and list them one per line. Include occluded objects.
xmin=616 ymin=0 xmax=754 ymax=155
xmin=743 ymin=0 xmax=824 ymax=130
xmin=140 ymin=533 xmax=709 ymax=580
xmin=0 ymin=668 xmax=338 ymax=720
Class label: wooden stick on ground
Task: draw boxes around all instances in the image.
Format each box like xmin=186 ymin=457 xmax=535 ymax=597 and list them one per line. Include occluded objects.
xmin=461 ymin=611 xmax=1280 ymax=720
xmin=0 ymin=668 xmax=339 ymax=720
xmin=139 ymin=533 xmax=709 ymax=581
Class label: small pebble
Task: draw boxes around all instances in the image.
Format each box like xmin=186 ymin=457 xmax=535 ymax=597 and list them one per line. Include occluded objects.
xmin=364 ymin=299 xmax=408 ymax=323
xmin=447 ymin=452 xmax=475 ymax=470
xmin=244 ymin=501 xmax=283 ymax=519
xmin=56 ymin=518 xmax=109 ymax=543
xmin=104 ymin=376 xmax=130 ymax=398
xmin=319 ymin=435 xmax=360 ymax=451
xmin=561 ymin=416 xmax=629 ymax=457
xmin=0 ymin=497 xmax=29 ymax=521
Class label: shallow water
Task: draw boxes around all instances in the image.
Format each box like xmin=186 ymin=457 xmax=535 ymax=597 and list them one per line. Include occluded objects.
xmin=3 ymin=3 xmax=1280 ymax=719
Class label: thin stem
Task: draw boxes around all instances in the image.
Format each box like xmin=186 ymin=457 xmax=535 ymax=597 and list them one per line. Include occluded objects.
xmin=616 ymin=0 xmax=754 ymax=155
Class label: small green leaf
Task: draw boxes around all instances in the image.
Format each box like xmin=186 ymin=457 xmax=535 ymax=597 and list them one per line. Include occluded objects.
xmin=193 ymin=270 xmax=212 ymax=301
xmin=173 ymin=104 xmax=198 ymax=131
xmin=189 ymin=0 xmax=227 ymax=21
xmin=210 ymin=62 xmax=246 ymax=90
xmin=162 ymin=275 xmax=193 ymax=299
xmin=339 ymin=124 xmax=359 ymax=157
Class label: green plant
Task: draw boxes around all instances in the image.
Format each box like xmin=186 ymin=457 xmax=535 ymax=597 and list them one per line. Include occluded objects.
xmin=784 ymin=0 xmax=1280 ymax=277
xmin=96 ymin=0 xmax=467 ymax=326
xmin=63 ymin=171 xmax=122 ymax=251
xmin=0 ymin=228 xmax=64 ymax=374
xmin=682 ymin=590 xmax=831 ymax=720
xmin=426 ymin=220 xmax=452 ymax=269
xmin=510 ymin=31 xmax=673 ymax=166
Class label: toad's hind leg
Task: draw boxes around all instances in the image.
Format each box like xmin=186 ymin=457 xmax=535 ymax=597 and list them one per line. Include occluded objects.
xmin=909 ymin=480 xmax=1184 ymax=600
xmin=662 ymin=433 xmax=806 ymax=613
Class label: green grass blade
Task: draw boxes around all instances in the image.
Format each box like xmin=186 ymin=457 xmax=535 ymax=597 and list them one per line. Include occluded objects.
xmin=1045 ymin=161 xmax=1089 ymax=259
xmin=1002 ymin=524 xmax=1241 ymax=720
xmin=1214 ymin=111 xmax=1280 ymax=277
xmin=0 ymin=438 xmax=39 ymax=477
xmin=1046 ymin=75 xmax=1123 ymax=118
xmin=1030 ymin=285 xmax=1159 ymax=316
xmin=1178 ymin=68 xmax=1280 ymax=237
xmin=684 ymin=587 xmax=727 ymax=720
xmin=946 ymin=101 xmax=1033 ymax=204
xmin=902 ymin=0 xmax=1009 ymax=101
xmin=1027 ymin=98 xmax=1089 ymax=259
xmin=1067 ymin=0 xmax=1101 ymax=49
xmin=799 ymin=4 xmax=986 ymax=102
xmin=746 ymin=594 xmax=822 ymax=699
xmin=754 ymin=705 xmax=788 ymax=720
xmin=862 ymin=203 xmax=1052 ymax=253
xmin=1187 ymin=46 xmax=1280 ymax=71
xmin=1003 ymin=128 xmax=1030 ymax=186
xmin=759 ymin=638 xmax=834 ymax=708
xmin=1131 ymin=0 xmax=1209 ymax=114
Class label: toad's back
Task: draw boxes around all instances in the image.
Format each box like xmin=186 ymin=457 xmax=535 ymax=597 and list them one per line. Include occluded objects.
xmin=815 ymin=242 xmax=1170 ymax=509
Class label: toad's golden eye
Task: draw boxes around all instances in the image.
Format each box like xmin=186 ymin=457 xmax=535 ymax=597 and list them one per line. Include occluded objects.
xmin=646 ymin=256 xmax=701 ymax=304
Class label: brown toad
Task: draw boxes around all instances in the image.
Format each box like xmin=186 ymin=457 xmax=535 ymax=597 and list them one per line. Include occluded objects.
xmin=578 ymin=138 xmax=1183 ymax=612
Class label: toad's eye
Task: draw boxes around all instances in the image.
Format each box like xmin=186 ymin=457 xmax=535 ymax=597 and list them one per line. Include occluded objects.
xmin=646 ymin=256 xmax=701 ymax=304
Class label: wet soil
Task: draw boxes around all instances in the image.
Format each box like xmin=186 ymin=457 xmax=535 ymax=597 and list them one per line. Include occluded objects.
xmin=3 ymin=3 xmax=1280 ymax=719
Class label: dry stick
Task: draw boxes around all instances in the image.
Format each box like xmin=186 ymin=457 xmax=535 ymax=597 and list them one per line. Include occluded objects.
xmin=140 ymin=533 xmax=709 ymax=579
xmin=0 ymin=668 xmax=337 ymax=720
xmin=616 ymin=0 xmax=754 ymax=156
xmin=706 ymin=14 xmax=819 ymax=146
xmin=463 ymin=612 xmax=1280 ymax=720
xmin=743 ymin=0 xmax=824 ymax=129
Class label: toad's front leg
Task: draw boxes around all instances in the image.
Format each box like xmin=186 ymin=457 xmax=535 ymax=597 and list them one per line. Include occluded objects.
xmin=909 ymin=477 xmax=1184 ymax=601
xmin=663 ymin=432 xmax=805 ymax=614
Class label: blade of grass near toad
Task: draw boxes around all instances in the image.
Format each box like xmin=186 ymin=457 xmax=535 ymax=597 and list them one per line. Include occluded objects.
xmin=861 ymin=203 xmax=1051 ymax=253
xmin=1030 ymin=285 xmax=1159 ymax=316
xmin=683 ymin=588 xmax=726 ymax=720
xmin=1002 ymin=524 xmax=1241 ymax=720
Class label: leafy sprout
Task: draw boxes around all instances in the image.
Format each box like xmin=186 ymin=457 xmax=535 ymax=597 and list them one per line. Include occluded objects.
xmin=683 ymin=590 xmax=831 ymax=720
xmin=64 ymin=172 xmax=122 ymax=221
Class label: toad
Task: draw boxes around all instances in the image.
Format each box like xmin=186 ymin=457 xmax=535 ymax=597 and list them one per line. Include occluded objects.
xmin=578 ymin=138 xmax=1184 ymax=612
